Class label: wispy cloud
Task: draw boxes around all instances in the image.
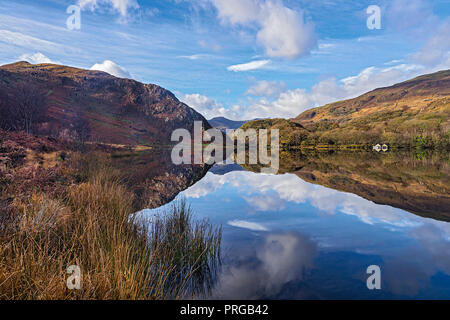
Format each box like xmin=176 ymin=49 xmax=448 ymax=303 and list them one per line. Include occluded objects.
xmin=176 ymin=54 xmax=215 ymax=60
xmin=0 ymin=29 xmax=63 ymax=52
xmin=78 ymin=0 xmax=139 ymax=17
xmin=227 ymin=60 xmax=270 ymax=72
xmin=245 ymin=80 xmax=286 ymax=97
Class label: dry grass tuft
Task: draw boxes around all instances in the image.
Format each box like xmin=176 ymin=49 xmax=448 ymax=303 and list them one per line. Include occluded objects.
xmin=0 ymin=153 xmax=221 ymax=300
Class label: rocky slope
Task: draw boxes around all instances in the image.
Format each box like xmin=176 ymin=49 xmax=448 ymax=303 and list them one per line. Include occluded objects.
xmin=0 ymin=61 xmax=210 ymax=145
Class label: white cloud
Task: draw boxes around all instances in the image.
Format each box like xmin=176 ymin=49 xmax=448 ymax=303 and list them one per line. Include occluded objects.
xmin=211 ymin=0 xmax=316 ymax=59
xmin=245 ymin=80 xmax=286 ymax=97
xmin=212 ymin=60 xmax=441 ymax=120
xmin=78 ymin=0 xmax=139 ymax=17
xmin=178 ymin=1 xmax=450 ymax=121
xmin=182 ymin=59 xmax=442 ymax=120
xmin=227 ymin=60 xmax=270 ymax=72
xmin=181 ymin=93 xmax=227 ymax=119
xmin=230 ymin=87 xmax=313 ymax=119
xmin=177 ymin=54 xmax=214 ymax=60
xmin=19 ymin=52 xmax=55 ymax=64
xmin=228 ymin=220 xmax=268 ymax=231
xmin=90 ymin=60 xmax=132 ymax=78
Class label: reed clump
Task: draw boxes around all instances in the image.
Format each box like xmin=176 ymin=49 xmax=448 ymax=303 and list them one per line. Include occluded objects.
xmin=0 ymin=153 xmax=221 ymax=299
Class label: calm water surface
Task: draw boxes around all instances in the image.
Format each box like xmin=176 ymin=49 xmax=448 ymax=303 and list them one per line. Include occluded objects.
xmin=141 ymin=152 xmax=450 ymax=299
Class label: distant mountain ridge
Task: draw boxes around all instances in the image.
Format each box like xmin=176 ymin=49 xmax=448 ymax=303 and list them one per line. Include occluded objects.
xmin=208 ymin=117 xmax=248 ymax=131
xmin=0 ymin=61 xmax=210 ymax=145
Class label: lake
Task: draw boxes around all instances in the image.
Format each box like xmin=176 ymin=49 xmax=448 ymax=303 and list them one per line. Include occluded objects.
xmin=139 ymin=151 xmax=450 ymax=299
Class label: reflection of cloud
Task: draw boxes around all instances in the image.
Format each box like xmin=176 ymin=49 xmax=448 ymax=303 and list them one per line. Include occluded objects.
xmin=243 ymin=193 xmax=285 ymax=212
xmin=183 ymin=170 xmax=450 ymax=298
xmin=384 ymin=223 xmax=450 ymax=297
xmin=228 ymin=220 xmax=268 ymax=231
xmin=182 ymin=173 xmax=229 ymax=198
xmin=213 ymin=232 xmax=316 ymax=299
xmin=184 ymin=171 xmax=414 ymax=226
xmin=383 ymin=254 xmax=432 ymax=296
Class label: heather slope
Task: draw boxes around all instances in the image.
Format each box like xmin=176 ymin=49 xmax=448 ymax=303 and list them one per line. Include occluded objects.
xmin=0 ymin=61 xmax=210 ymax=145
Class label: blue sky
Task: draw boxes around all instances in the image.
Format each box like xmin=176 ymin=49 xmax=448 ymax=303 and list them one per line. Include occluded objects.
xmin=0 ymin=0 xmax=449 ymax=120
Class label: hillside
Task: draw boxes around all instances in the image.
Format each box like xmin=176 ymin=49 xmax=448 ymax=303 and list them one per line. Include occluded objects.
xmin=245 ymin=70 xmax=450 ymax=149
xmin=0 ymin=61 xmax=210 ymax=145
xmin=208 ymin=117 xmax=247 ymax=131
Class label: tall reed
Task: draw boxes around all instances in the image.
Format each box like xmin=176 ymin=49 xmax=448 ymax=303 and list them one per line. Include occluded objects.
xmin=0 ymin=152 xmax=221 ymax=299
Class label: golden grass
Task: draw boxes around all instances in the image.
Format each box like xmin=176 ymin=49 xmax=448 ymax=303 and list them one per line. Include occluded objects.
xmin=0 ymin=153 xmax=221 ymax=300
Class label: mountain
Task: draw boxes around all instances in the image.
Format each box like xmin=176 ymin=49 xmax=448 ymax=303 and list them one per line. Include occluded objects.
xmin=0 ymin=61 xmax=210 ymax=145
xmin=208 ymin=117 xmax=247 ymax=131
xmin=243 ymin=70 xmax=450 ymax=149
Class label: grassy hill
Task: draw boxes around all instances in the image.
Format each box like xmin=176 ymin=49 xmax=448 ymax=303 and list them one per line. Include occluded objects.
xmin=244 ymin=70 xmax=450 ymax=150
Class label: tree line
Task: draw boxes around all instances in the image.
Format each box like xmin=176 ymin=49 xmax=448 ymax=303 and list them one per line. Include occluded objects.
xmin=0 ymin=83 xmax=90 ymax=143
xmin=0 ymin=83 xmax=47 ymax=134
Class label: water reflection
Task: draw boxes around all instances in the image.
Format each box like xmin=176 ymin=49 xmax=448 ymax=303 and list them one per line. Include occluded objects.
xmin=142 ymin=151 xmax=450 ymax=299
xmin=111 ymin=150 xmax=210 ymax=210
xmin=212 ymin=232 xmax=317 ymax=299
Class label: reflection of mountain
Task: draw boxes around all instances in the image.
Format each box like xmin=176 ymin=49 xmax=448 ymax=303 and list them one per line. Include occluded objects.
xmin=181 ymin=168 xmax=450 ymax=299
xmin=209 ymin=163 xmax=244 ymax=175
xmin=111 ymin=151 xmax=210 ymax=209
xmin=243 ymin=152 xmax=450 ymax=221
